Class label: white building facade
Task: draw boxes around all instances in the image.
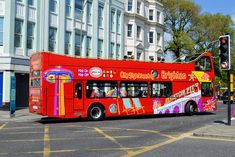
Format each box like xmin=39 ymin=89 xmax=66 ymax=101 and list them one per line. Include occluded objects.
xmin=0 ymin=0 xmax=124 ymax=109
xmin=124 ymin=0 xmax=164 ymax=61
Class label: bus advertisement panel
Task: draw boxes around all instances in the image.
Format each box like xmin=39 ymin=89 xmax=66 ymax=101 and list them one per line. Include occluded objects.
xmin=29 ymin=52 xmax=216 ymax=120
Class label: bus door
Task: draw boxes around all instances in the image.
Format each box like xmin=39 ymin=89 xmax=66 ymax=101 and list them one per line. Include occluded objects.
xmin=73 ymin=81 xmax=84 ymax=110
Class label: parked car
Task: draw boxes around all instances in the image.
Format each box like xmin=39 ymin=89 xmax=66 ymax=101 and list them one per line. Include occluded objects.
xmin=221 ymin=90 xmax=235 ymax=104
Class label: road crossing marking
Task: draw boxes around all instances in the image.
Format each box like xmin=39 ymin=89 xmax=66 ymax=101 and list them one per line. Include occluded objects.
xmin=94 ymin=127 xmax=133 ymax=154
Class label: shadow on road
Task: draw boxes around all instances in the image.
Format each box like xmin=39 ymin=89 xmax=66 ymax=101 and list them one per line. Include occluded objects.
xmin=37 ymin=112 xmax=215 ymax=124
xmin=214 ymin=120 xmax=227 ymax=125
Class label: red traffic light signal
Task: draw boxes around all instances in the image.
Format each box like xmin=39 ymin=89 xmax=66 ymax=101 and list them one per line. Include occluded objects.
xmin=219 ymin=35 xmax=230 ymax=70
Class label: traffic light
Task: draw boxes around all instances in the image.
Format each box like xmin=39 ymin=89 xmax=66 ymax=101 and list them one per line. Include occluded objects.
xmin=219 ymin=35 xmax=230 ymax=70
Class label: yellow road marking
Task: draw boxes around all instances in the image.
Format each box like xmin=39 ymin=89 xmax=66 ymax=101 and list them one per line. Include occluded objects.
xmin=1 ymin=126 xmax=43 ymax=130
xmin=0 ymin=124 xmax=6 ymax=130
xmin=101 ymin=127 xmax=174 ymax=139
xmin=188 ymin=136 xmax=235 ymax=142
xmin=94 ymin=127 xmax=132 ymax=154
xmin=0 ymin=136 xmax=137 ymax=143
xmin=2 ymin=131 xmax=44 ymax=135
xmin=43 ymin=126 xmax=50 ymax=157
xmin=26 ymin=149 xmax=76 ymax=154
xmin=121 ymin=132 xmax=192 ymax=157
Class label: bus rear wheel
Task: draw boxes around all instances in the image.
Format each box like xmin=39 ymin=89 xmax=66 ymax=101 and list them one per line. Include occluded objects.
xmin=88 ymin=104 xmax=105 ymax=121
xmin=185 ymin=102 xmax=195 ymax=116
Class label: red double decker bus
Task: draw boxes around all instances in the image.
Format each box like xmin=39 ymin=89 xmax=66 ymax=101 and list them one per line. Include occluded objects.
xmin=29 ymin=52 xmax=217 ymax=120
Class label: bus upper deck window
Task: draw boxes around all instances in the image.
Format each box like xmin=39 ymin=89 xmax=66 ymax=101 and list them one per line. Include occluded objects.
xmin=195 ymin=57 xmax=212 ymax=71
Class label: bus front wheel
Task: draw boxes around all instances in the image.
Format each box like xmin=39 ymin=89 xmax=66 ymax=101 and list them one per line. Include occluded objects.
xmin=88 ymin=104 xmax=105 ymax=121
xmin=185 ymin=102 xmax=195 ymax=116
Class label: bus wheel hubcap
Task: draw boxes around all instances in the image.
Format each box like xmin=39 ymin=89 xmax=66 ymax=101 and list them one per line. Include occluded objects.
xmin=91 ymin=107 xmax=101 ymax=119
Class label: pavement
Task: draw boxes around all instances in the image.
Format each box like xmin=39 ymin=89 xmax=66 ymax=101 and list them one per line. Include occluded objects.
xmin=0 ymin=108 xmax=235 ymax=141
xmin=0 ymin=108 xmax=43 ymax=122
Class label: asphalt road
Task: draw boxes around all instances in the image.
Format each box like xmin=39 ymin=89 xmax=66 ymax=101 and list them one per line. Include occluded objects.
xmin=0 ymin=102 xmax=234 ymax=157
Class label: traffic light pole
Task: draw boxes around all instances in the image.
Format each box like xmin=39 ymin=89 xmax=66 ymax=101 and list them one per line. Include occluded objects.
xmin=227 ymin=70 xmax=231 ymax=126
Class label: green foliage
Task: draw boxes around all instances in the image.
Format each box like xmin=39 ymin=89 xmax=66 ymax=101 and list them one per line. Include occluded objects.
xmin=163 ymin=0 xmax=201 ymax=57
xmin=163 ymin=0 xmax=235 ymax=82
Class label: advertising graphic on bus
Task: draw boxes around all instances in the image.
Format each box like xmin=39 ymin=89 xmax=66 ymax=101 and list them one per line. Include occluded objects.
xmin=29 ymin=52 xmax=217 ymax=120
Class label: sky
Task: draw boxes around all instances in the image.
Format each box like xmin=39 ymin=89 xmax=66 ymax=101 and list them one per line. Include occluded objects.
xmin=194 ymin=0 xmax=235 ymax=21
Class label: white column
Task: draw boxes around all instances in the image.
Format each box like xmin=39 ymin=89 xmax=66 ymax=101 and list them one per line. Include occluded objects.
xmin=2 ymin=71 xmax=14 ymax=105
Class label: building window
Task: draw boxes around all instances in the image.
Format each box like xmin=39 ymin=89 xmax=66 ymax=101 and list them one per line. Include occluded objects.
xmin=86 ymin=37 xmax=92 ymax=57
xmin=0 ymin=17 xmax=3 ymax=46
xmin=98 ymin=5 xmax=104 ymax=28
xmin=65 ymin=31 xmax=71 ymax=54
xmin=127 ymin=51 xmax=132 ymax=56
xmin=66 ymin=0 xmax=71 ymax=17
xmin=116 ymin=44 xmax=120 ymax=59
xmin=128 ymin=0 xmax=132 ymax=11
xmin=98 ymin=39 xmax=103 ymax=58
xmin=157 ymin=32 xmax=161 ymax=45
xmin=149 ymin=56 xmax=154 ymax=61
xmin=75 ymin=33 xmax=81 ymax=56
xmin=75 ymin=0 xmax=83 ymax=20
xmin=48 ymin=27 xmax=57 ymax=51
xmin=27 ymin=22 xmax=35 ymax=49
xmin=149 ymin=9 xmax=153 ymax=21
xmin=87 ymin=1 xmax=92 ymax=24
xmin=14 ymin=19 xmax=23 ymax=47
xmin=157 ymin=11 xmax=160 ymax=23
xmin=149 ymin=31 xmax=154 ymax=43
xmin=137 ymin=52 xmax=141 ymax=60
xmin=117 ymin=12 xmax=121 ymax=33
xmin=17 ymin=0 xmax=23 ymax=3
xmin=127 ymin=24 xmax=132 ymax=37
xmin=110 ymin=43 xmax=114 ymax=59
xmin=49 ymin=0 xmax=57 ymax=13
xmin=137 ymin=1 xmax=141 ymax=14
xmin=137 ymin=25 xmax=141 ymax=39
xmin=28 ymin=0 xmax=34 ymax=6
xmin=111 ymin=10 xmax=115 ymax=32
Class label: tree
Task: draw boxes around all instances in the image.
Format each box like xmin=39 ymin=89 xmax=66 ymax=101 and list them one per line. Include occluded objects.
xmin=163 ymin=0 xmax=201 ymax=57
xmin=191 ymin=13 xmax=235 ymax=80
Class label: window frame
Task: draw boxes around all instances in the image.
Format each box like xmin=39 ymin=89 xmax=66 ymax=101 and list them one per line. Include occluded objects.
xmin=150 ymin=82 xmax=172 ymax=98
xmin=86 ymin=81 xmax=118 ymax=98
xmin=149 ymin=9 xmax=153 ymax=21
xmin=27 ymin=22 xmax=35 ymax=49
xmin=14 ymin=19 xmax=23 ymax=48
xmin=65 ymin=31 xmax=71 ymax=54
xmin=201 ymin=82 xmax=213 ymax=97
xmin=149 ymin=31 xmax=154 ymax=43
xmin=127 ymin=24 xmax=132 ymax=37
xmin=0 ymin=17 xmax=3 ymax=46
xmin=48 ymin=27 xmax=57 ymax=51
xmin=120 ymin=81 xmax=148 ymax=98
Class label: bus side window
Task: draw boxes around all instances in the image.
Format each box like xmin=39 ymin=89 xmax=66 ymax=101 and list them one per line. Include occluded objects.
xmin=151 ymin=82 xmax=172 ymax=98
xmin=201 ymin=82 xmax=213 ymax=97
xmin=75 ymin=83 xmax=82 ymax=99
